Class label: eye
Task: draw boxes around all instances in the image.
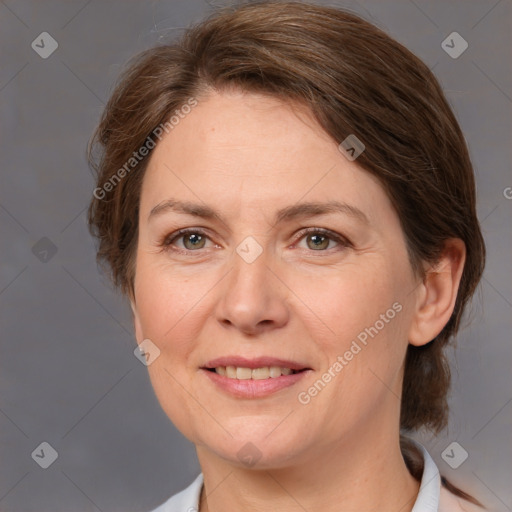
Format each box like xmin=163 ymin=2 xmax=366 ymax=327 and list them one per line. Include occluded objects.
xmin=162 ymin=228 xmax=214 ymax=253
xmin=160 ymin=227 xmax=350 ymax=255
xmin=294 ymin=227 xmax=350 ymax=252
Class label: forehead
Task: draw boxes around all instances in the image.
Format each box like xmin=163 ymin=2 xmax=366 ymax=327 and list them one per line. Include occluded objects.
xmin=140 ymin=90 xmax=394 ymax=229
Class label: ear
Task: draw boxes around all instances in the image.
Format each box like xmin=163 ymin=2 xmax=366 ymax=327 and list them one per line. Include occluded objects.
xmin=129 ymin=297 xmax=144 ymax=345
xmin=408 ymin=238 xmax=466 ymax=347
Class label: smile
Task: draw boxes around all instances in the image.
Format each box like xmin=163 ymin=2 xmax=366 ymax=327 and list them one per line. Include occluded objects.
xmin=209 ymin=366 xmax=302 ymax=379
xmin=201 ymin=359 xmax=311 ymax=398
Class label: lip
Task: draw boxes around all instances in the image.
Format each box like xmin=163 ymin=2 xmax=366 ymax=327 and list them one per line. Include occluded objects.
xmin=201 ymin=367 xmax=312 ymax=399
xmin=202 ymin=356 xmax=310 ymax=371
xmin=200 ymin=356 xmax=312 ymax=399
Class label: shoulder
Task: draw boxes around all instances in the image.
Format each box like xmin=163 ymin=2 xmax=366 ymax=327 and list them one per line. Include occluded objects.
xmin=148 ymin=473 xmax=203 ymax=512
xmin=439 ymin=485 xmax=484 ymax=512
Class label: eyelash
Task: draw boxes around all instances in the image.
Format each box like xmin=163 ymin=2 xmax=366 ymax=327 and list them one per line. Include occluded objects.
xmin=160 ymin=227 xmax=351 ymax=256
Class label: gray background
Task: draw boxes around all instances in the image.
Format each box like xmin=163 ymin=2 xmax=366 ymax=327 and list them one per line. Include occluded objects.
xmin=1 ymin=0 xmax=511 ymax=511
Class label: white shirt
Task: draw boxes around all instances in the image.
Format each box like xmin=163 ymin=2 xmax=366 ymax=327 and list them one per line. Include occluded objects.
xmin=149 ymin=439 xmax=479 ymax=512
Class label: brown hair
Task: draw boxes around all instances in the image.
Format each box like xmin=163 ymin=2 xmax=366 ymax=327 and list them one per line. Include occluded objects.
xmin=87 ymin=1 xmax=485 ymax=505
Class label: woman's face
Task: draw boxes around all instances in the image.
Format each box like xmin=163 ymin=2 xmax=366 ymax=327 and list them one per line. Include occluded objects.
xmin=131 ymin=89 xmax=421 ymax=468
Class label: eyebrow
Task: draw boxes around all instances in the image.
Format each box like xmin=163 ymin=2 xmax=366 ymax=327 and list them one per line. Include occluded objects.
xmin=148 ymin=199 xmax=369 ymax=226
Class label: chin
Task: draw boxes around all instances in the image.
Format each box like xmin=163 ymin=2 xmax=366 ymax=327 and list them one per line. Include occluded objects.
xmin=201 ymin=429 xmax=307 ymax=469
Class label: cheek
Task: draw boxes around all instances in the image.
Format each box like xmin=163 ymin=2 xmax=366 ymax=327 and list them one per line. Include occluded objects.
xmin=296 ymin=261 xmax=405 ymax=344
xmin=133 ymin=259 xmax=210 ymax=439
xmin=133 ymin=254 xmax=210 ymax=342
xmin=298 ymin=261 xmax=410 ymax=403
xmin=291 ymin=272 xmax=409 ymax=440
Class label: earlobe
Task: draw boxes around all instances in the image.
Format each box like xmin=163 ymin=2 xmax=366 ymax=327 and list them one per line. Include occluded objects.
xmin=408 ymin=239 xmax=466 ymax=347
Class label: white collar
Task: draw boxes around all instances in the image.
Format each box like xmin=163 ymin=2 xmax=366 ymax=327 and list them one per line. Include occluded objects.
xmin=410 ymin=438 xmax=441 ymax=511
xmin=150 ymin=438 xmax=441 ymax=512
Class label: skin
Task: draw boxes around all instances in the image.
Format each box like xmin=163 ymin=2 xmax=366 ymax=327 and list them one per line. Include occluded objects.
xmin=130 ymin=89 xmax=466 ymax=512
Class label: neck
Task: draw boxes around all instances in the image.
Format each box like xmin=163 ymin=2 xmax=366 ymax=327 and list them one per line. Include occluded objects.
xmin=196 ymin=424 xmax=420 ymax=512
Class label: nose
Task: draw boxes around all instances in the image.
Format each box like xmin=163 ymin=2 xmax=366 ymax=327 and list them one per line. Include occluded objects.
xmin=214 ymin=243 xmax=290 ymax=336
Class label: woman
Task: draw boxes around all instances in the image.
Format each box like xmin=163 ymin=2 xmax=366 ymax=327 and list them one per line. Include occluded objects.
xmin=87 ymin=2 xmax=486 ymax=510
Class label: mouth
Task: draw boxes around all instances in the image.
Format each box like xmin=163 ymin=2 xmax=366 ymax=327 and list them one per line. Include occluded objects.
xmin=200 ymin=356 xmax=312 ymax=398
xmin=204 ymin=366 xmax=306 ymax=379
